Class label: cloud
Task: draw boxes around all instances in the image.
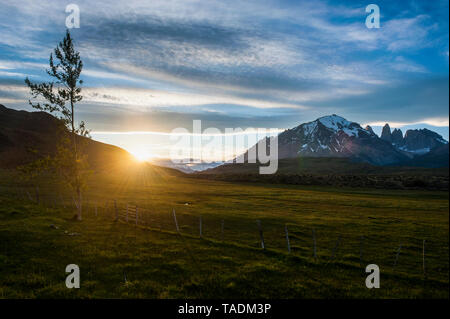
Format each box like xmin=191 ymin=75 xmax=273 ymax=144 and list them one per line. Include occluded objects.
xmin=0 ymin=83 xmax=309 ymax=110
xmin=366 ymin=117 xmax=449 ymax=128
xmin=308 ymin=76 xmax=449 ymax=125
xmin=390 ymin=56 xmax=428 ymax=73
xmin=0 ymin=0 xmax=448 ymax=136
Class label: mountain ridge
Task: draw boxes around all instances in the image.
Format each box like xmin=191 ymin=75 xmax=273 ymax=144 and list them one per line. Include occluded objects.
xmin=1 ymin=105 xmax=447 ymax=172
xmin=235 ymin=114 xmax=448 ymax=168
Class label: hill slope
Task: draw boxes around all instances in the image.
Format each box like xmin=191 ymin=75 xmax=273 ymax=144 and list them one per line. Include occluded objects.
xmin=0 ymin=104 xmax=183 ymax=177
xmin=0 ymin=104 xmax=136 ymax=169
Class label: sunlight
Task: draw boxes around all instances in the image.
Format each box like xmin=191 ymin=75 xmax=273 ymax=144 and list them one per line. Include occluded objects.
xmin=129 ymin=148 xmax=154 ymax=162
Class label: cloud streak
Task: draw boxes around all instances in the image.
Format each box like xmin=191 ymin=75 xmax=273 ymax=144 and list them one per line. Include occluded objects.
xmin=0 ymin=0 xmax=447 ymax=138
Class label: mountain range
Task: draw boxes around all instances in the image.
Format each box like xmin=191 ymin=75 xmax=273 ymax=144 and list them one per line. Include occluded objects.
xmin=235 ymin=114 xmax=448 ymax=168
xmin=0 ymin=105 xmax=448 ymax=172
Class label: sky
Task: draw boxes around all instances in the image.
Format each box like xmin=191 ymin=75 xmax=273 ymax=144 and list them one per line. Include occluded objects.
xmin=0 ymin=0 xmax=448 ymax=161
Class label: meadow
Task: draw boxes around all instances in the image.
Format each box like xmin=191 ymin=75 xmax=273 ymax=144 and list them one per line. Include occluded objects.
xmin=0 ymin=164 xmax=448 ymax=298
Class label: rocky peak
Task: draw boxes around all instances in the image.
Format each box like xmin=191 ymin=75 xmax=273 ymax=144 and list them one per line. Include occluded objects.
xmin=380 ymin=123 xmax=392 ymax=142
xmin=402 ymin=128 xmax=448 ymax=152
xmin=365 ymin=125 xmax=375 ymax=135
xmin=391 ymin=128 xmax=403 ymax=146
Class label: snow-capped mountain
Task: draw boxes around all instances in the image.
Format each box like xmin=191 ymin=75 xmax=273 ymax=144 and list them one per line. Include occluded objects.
xmin=237 ymin=115 xmax=448 ymax=166
xmin=274 ymin=114 xmax=408 ymax=165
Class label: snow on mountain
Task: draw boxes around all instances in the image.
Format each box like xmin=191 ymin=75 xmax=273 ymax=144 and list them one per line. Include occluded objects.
xmin=241 ymin=115 xmax=405 ymax=165
xmin=232 ymin=114 xmax=448 ymax=167
xmin=300 ymin=115 xmax=371 ymax=138
xmin=267 ymin=115 xmax=407 ymax=165
xmin=316 ymin=115 xmax=362 ymax=137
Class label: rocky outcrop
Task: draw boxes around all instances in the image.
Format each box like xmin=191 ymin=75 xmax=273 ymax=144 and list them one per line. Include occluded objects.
xmin=365 ymin=125 xmax=375 ymax=135
xmin=391 ymin=128 xmax=403 ymax=146
xmin=401 ymin=128 xmax=447 ymax=152
xmin=380 ymin=123 xmax=392 ymax=142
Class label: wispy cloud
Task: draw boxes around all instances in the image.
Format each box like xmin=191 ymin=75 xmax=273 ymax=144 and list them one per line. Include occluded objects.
xmin=366 ymin=117 xmax=450 ymax=128
xmin=0 ymin=0 xmax=448 ymax=136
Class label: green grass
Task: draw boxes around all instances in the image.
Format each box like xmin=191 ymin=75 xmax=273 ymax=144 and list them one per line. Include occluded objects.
xmin=0 ymin=166 xmax=448 ymax=298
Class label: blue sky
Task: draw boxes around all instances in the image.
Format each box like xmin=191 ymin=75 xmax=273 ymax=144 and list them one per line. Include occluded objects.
xmin=0 ymin=0 xmax=448 ymax=159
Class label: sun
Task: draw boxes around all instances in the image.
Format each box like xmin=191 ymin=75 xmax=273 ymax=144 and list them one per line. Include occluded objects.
xmin=129 ymin=148 xmax=154 ymax=162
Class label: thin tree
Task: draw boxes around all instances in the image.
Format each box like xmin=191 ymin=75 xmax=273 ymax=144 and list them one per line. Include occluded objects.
xmin=25 ymin=29 xmax=88 ymax=220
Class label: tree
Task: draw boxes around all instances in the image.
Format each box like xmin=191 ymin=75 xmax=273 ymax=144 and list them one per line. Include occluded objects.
xmin=25 ymin=29 xmax=88 ymax=220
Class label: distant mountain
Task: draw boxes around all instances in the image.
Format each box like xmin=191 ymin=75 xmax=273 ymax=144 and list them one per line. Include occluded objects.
xmin=238 ymin=115 xmax=410 ymax=166
xmin=378 ymin=123 xmax=448 ymax=167
xmin=401 ymin=128 xmax=447 ymax=153
xmin=391 ymin=128 xmax=403 ymax=146
xmin=380 ymin=123 xmax=392 ymax=143
xmin=150 ymin=158 xmax=223 ymax=173
xmin=380 ymin=123 xmax=448 ymax=154
xmin=233 ymin=114 xmax=448 ymax=168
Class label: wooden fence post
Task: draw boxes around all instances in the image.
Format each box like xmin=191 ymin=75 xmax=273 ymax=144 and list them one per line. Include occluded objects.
xmin=393 ymin=244 xmax=402 ymax=268
xmin=423 ymin=240 xmax=426 ymax=277
xmin=79 ymin=192 xmax=83 ymax=221
xmin=331 ymin=235 xmax=341 ymax=260
xmin=35 ymin=186 xmax=40 ymax=205
xmin=172 ymin=209 xmax=180 ymax=233
xmin=285 ymin=224 xmax=291 ymax=253
xmin=359 ymin=236 xmax=364 ymax=267
xmin=199 ymin=216 xmax=203 ymax=238
xmin=257 ymin=220 xmax=265 ymax=250
xmin=312 ymin=229 xmax=317 ymax=260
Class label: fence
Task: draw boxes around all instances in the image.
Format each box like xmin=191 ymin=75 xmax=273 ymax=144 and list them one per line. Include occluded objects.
xmin=10 ymin=186 xmax=449 ymax=282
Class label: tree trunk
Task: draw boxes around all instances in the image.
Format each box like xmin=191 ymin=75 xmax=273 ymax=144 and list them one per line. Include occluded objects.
xmin=70 ymin=97 xmax=78 ymax=162
xmin=76 ymin=186 xmax=82 ymax=220
xmin=71 ymin=92 xmax=81 ymax=221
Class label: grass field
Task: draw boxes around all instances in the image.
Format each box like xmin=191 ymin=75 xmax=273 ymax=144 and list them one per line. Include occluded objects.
xmin=0 ymin=165 xmax=448 ymax=298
